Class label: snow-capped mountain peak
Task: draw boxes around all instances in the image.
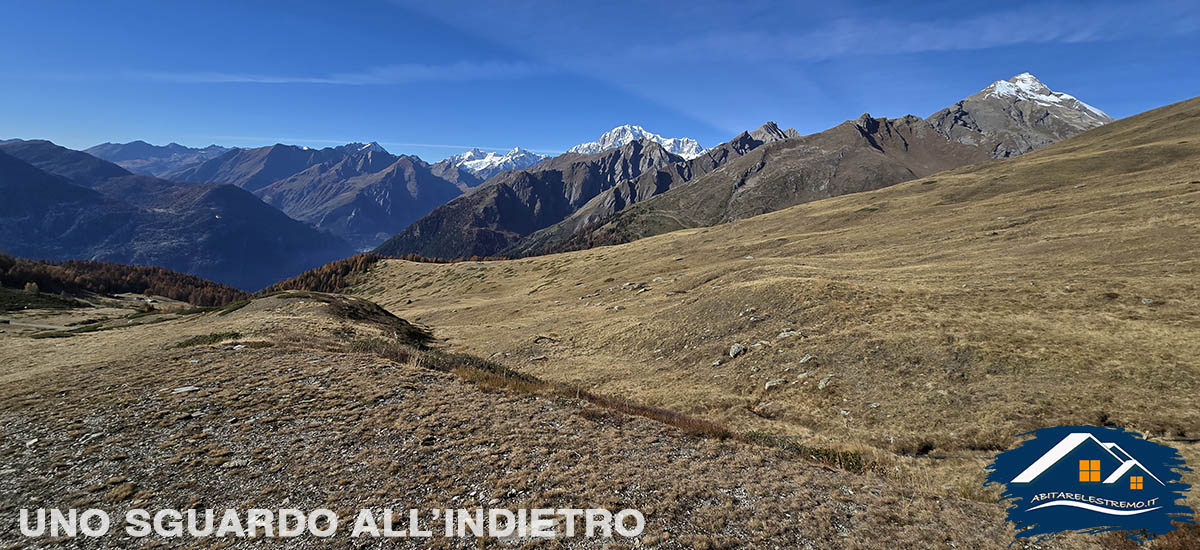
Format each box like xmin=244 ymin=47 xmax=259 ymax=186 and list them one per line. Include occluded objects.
xmin=568 ymin=124 xmax=707 ymax=159
xmin=442 ymin=146 xmax=549 ymax=180
xmin=982 ymin=73 xmax=1110 ymax=122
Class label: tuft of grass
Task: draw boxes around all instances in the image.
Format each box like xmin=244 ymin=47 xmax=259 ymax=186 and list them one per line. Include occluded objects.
xmin=177 ymin=305 xmax=221 ymax=315
xmin=172 ymin=331 xmax=242 ymax=348
xmin=745 ymin=432 xmax=869 ymax=473
xmin=216 ymin=299 xmax=251 ymax=316
xmin=30 ymin=331 xmax=76 ymax=339
xmin=349 ymin=338 xmax=414 ymax=364
xmin=572 ymin=389 xmax=739 ymax=440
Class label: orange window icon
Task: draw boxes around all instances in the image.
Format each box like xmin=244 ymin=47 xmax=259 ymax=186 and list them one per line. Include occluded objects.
xmin=1079 ymin=460 xmax=1101 ymax=482
xmin=1131 ymin=476 xmax=1144 ymax=490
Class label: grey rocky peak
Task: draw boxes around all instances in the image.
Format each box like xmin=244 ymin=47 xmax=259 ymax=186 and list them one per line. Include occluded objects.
xmin=749 ymin=121 xmax=798 ymax=143
xmin=926 ymin=72 xmax=1113 ymax=158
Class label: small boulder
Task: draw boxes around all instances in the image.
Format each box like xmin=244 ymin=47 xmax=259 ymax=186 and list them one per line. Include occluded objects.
xmin=729 ymin=344 xmax=747 ymax=358
xmin=817 ymin=375 xmax=834 ymax=390
xmin=765 ymin=379 xmax=787 ymax=391
xmin=777 ymin=329 xmax=801 ymax=339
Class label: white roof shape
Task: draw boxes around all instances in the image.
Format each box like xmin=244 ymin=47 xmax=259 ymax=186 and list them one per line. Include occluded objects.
xmin=1010 ymin=432 xmax=1163 ymax=485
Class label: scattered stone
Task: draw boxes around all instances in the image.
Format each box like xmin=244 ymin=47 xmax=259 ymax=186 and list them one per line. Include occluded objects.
xmin=711 ymin=360 xmax=722 ymax=367
xmin=171 ymin=386 xmax=200 ymax=394
xmin=232 ymin=344 xmax=245 ymax=350
xmin=653 ymin=277 xmax=665 ymax=282
xmin=637 ymin=288 xmax=648 ymax=293
xmin=777 ymin=330 xmax=802 ymax=339
xmin=1141 ymin=298 xmax=1155 ymax=306
xmin=868 ymin=402 xmax=880 ymax=409
xmin=673 ymin=257 xmax=684 ymax=261
xmin=799 ymin=354 xmax=816 ymax=364
xmin=818 ymin=375 xmax=834 ymax=390
xmin=729 ymin=344 xmax=747 ymax=358
xmin=765 ymin=379 xmax=787 ymax=391
xmin=25 ymin=438 xmax=38 ymax=448
xmin=488 ymin=498 xmax=500 ymax=506
xmin=187 ymin=359 xmax=200 ymax=364
xmin=612 ymin=305 xmax=624 ymax=311
xmin=530 ymin=355 xmax=547 ymax=361
xmin=221 ymin=459 xmax=249 ymax=469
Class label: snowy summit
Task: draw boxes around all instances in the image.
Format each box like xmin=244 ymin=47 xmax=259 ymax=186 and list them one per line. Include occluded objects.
xmin=568 ymin=125 xmax=706 ymax=159
xmin=983 ymin=73 xmax=1110 ymax=123
xmin=443 ymin=147 xmax=549 ymax=180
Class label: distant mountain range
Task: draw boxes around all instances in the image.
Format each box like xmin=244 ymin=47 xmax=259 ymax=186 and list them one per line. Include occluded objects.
xmin=3 ymin=72 xmax=1113 ymax=284
xmin=0 ymin=140 xmax=351 ymax=290
xmin=377 ymin=73 xmax=1111 ymax=259
xmin=440 ymin=147 xmax=549 ymax=180
xmin=568 ymin=125 xmax=708 ymax=159
xmin=164 ymin=142 xmax=467 ymax=250
xmin=86 ymin=140 xmax=230 ymax=177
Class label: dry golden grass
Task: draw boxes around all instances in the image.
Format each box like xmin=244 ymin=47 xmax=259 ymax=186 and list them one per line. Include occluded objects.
xmin=0 ymin=292 xmax=1120 ymax=548
xmin=351 ymin=98 xmax=1200 ymax=523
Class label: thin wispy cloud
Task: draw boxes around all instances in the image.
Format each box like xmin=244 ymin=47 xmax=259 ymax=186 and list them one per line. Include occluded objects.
xmin=135 ymin=61 xmax=546 ymax=85
xmin=625 ymin=9 xmax=1165 ymax=63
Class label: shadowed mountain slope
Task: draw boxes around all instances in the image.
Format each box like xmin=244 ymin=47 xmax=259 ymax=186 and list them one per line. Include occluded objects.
xmin=0 ymin=145 xmax=353 ymax=290
xmin=85 ymin=140 xmax=230 ymax=176
xmin=374 ymin=139 xmax=685 ymax=258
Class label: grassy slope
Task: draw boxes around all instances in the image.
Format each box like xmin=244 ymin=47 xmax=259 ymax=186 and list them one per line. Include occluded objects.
xmin=353 ymin=97 xmax=1200 ymax=504
xmin=0 ymin=293 xmax=1118 ymax=549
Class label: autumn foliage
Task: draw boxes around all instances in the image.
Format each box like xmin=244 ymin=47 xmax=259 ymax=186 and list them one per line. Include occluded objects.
xmin=0 ymin=252 xmax=249 ymax=306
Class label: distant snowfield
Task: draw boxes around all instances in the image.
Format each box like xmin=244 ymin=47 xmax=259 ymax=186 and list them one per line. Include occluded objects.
xmin=568 ymin=124 xmax=706 ymax=159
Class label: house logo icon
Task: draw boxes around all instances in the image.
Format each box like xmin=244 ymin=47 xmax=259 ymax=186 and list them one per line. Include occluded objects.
xmin=987 ymin=425 xmax=1194 ymax=542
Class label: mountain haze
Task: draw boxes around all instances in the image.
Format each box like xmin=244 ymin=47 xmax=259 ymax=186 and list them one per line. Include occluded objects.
xmin=170 ymin=143 xmax=467 ymax=249
xmin=0 ymin=142 xmax=353 ymax=289
xmin=85 ymin=140 xmax=230 ymax=176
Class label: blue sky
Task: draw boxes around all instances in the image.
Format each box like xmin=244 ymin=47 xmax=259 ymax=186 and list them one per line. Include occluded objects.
xmin=1 ymin=0 xmax=1197 ymax=161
